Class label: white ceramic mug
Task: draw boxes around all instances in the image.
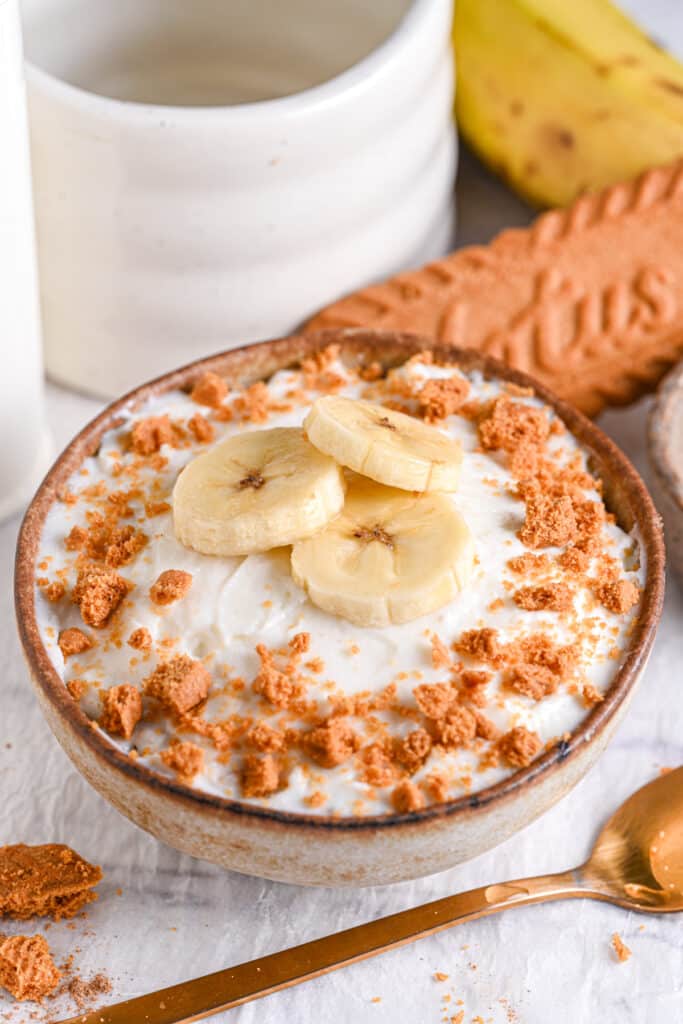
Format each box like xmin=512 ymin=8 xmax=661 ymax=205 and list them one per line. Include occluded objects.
xmin=21 ymin=0 xmax=456 ymax=398
xmin=0 ymin=0 xmax=50 ymax=520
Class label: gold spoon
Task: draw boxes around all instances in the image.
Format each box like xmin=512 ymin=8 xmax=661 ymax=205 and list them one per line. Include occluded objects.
xmin=62 ymin=767 xmax=683 ymax=1024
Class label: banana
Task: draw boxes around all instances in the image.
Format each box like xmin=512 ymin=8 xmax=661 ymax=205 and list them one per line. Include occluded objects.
xmin=173 ymin=427 xmax=345 ymax=556
xmin=304 ymin=396 xmax=462 ymax=493
xmin=454 ymin=0 xmax=683 ymax=207
xmin=290 ymin=477 xmax=475 ymax=627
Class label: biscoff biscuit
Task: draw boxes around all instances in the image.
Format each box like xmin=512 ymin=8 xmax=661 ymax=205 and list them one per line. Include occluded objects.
xmin=306 ymin=160 xmax=683 ymax=415
xmin=0 ymin=844 xmax=102 ymax=921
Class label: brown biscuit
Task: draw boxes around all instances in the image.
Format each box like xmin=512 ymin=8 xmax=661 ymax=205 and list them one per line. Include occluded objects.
xmin=306 ymin=160 xmax=683 ymax=416
xmin=0 ymin=844 xmax=102 ymax=920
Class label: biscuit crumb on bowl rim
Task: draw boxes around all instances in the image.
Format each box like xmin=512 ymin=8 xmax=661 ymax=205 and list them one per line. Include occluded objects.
xmin=14 ymin=329 xmax=665 ymax=885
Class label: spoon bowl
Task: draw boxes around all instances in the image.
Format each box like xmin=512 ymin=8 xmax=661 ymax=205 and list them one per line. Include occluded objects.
xmin=584 ymin=766 xmax=683 ymax=911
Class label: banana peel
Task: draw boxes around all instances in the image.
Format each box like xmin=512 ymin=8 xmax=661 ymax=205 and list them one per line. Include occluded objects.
xmin=454 ymin=0 xmax=683 ymax=207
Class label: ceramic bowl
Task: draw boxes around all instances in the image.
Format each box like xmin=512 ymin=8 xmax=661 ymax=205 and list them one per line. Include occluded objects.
xmin=21 ymin=0 xmax=456 ymax=398
xmin=15 ymin=330 xmax=665 ymax=886
xmin=648 ymin=360 xmax=683 ymax=584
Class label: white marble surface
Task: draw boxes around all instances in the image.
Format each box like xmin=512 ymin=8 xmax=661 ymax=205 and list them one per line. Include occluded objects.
xmin=2 ymin=2 xmax=683 ymax=1021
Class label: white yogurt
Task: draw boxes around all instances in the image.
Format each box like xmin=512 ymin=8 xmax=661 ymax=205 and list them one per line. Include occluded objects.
xmin=35 ymin=359 xmax=644 ymax=815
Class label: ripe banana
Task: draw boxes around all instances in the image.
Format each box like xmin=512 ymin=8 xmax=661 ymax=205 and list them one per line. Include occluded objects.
xmin=454 ymin=0 xmax=683 ymax=207
xmin=173 ymin=428 xmax=345 ymax=556
xmin=291 ymin=477 xmax=475 ymax=627
xmin=304 ymin=396 xmax=462 ymax=493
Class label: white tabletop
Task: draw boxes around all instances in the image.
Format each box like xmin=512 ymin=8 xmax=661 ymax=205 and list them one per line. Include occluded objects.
xmin=3 ymin=3 xmax=683 ymax=1021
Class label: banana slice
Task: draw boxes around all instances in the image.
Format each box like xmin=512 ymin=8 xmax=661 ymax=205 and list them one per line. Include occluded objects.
xmin=291 ymin=477 xmax=475 ymax=626
xmin=304 ymin=396 xmax=462 ymax=492
xmin=173 ymin=428 xmax=346 ymax=557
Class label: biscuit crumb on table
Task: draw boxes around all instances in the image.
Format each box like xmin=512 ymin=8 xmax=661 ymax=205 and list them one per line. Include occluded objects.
xmin=0 ymin=934 xmax=61 ymax=1002
xmin=611 ymin=932 xmax=632 ymax=963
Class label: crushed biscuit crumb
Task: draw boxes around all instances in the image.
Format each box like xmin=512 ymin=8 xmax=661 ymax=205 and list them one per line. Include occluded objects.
xmin=241 ymin=753 xmax=280 ymax=797
xmin=391 ymin=780 xmax=425 ymax=813
xmin=558 ymin=547 xmax=590 ymax=573
xmin=420 ymin=377 xmax=470 ymax=421
xmin=187 ymin=412 xmax=215 ymax=443
xmin=473 ymin=710 xmax=499 ymax=740
xmin=498 ymin=727 xmax=542 ymax=767
xmin=131 ymin=415 xmax=175 ymax=455
xmin=513 ymin=582 xmax=574 ymax=612
xmin=128 ymin=627 xmax=152 ymax=651
xmin=161 ymin=740 xmax=204 ymax=782
xmin=252 ymin=644 xmax=298 ymax=708
xmin=455 ymin=628 xmax=504 ymax=667
xmin=582 ymin=683 xmax=604 ymax=707
xmin=144 ymin=655 xmax=211 ymax=716
xmin=507 ymin=553 xmax=552 ymax=575
xmin=434 ymin=704 xmax=477 ymax=749
xmin=0 ymin=934 xmax=61 ymax=1002
xmin=100 ymin=684 xmax=142 ymax=740
xmin=395 ymin=728 xmax=432 ymax=772
xmin=246 ymin=721 xmax=285 ymax=753
xmin=611 ymin=933 xmax=632 ymax=963
xmin=42 ymin=580 xmax=66 ymax=603
xmin=304 ymin=717 xmax=359 ymax=768
xmin=150 ymin=569 xmax=193 ymax=606
xmin=191 ymin=371 xmax=228 ymax=408
xmin=430 ymin=634 xmax=451 ymax=670
xmin=595 ymin=579 xmax=640 ymax=615
xmin=479 ymin=397 xmax=549 ymax=454
xmin=414 ymin=683 xmax=458 ymax=720
xmin=58 ymin=627 xmax=94 ymax=659
xmin=359 ymin=743 xmax=396 ymax=788
xmin=66 ymin=679 xmax=86 ymax=701
xmin=506 ymin=663 xmax=558 ymax=701
xmin=73 ymin=565 xmax=131 ymax=628
xmin=519 ymin=491 xmax=577 ymax=549
xmin=458 ymin=670 xmax=491 ymax=708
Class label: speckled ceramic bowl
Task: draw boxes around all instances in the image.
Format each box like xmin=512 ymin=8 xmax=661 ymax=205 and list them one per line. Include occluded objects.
xmin=649 ymin=360 xmax=683 ymax=584
xmin=15 ymin=330 xmax=665 ymax=886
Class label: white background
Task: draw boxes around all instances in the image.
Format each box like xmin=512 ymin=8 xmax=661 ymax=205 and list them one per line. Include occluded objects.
xmin=1 ymin=2 xmax=682 ymax=1022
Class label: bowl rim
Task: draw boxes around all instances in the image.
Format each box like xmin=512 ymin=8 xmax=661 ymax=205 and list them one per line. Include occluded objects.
xmin=23 ymin=0 xmax=438 ymax=122
xmin=15 ymin=328 xmax=665 ymax=834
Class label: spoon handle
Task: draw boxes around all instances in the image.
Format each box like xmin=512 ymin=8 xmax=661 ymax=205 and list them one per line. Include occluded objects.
xmin=60 ymin=868 xmax=587 ymax=1024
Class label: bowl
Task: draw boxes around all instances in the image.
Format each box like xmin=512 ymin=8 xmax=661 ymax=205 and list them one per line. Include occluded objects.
xmin=648 ymin=360 xmax=683 ymax=584
xmin=21 ymin=0 xmax=456 ymax=398
xmin=15 ymin=329 xmax=665 ymax=886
